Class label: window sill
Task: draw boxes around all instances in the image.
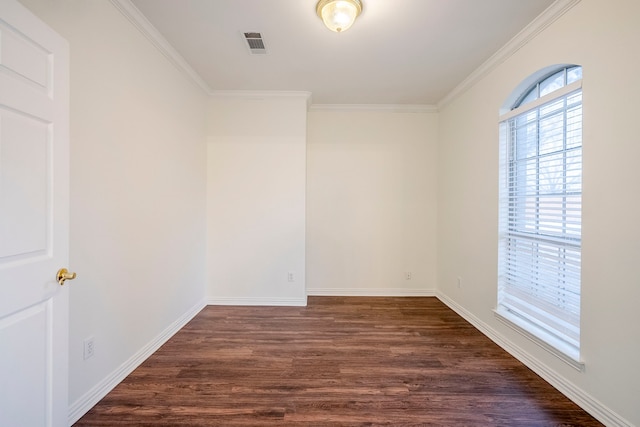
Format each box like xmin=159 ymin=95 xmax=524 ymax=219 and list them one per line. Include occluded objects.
xmin=494 ymin=309 xmax=585 ymax=372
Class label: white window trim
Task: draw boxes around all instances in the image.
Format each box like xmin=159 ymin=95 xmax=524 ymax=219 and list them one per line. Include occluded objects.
xmin=500 ymin=79 xmax=582 ymax=122
xmin=497 ymin=76 xmax=584 ymax=369
xmin=494 ymin=309 xmax=585 ymax=371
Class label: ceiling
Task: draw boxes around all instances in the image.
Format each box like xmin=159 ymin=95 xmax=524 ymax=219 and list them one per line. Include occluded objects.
xmin=129 ymin=0 xmax=556 ymax=105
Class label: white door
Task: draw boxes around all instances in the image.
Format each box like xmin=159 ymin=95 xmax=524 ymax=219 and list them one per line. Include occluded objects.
xmin=0 ymin=1 xmax=71 ymax=426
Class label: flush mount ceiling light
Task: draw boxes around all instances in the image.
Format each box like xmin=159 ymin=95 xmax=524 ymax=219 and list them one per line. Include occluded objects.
xmin=316 ymin=0 xmax=363 ymax=33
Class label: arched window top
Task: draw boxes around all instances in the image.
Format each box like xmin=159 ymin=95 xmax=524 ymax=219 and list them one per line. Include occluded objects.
xmin=512 ymin=65 xmax=582 ymax=109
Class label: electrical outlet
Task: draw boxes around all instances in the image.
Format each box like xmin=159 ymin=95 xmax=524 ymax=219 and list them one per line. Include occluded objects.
xmin=405 ymin=272 xmax=412 ymax=280
xmin=83 ymin=336 xmax=95 ymax=360
xmin=287 ymin=271 xmax=295 ymax=282
xmin=457 ymin=277 xmax=462 ymax=288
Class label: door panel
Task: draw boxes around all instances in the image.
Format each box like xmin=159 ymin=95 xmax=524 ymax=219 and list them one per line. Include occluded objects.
xmin=0 ymin=302 xmax=49 ymax=426
xmin=0 ymin=1 xmax=69 ymax=426
xmin=0 ymin=108 xmax=50 ymax=260
xmin=0 ymin=19 xmax=51 ymax=90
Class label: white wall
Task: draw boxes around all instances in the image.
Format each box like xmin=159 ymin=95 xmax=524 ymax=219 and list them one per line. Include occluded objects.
xmin=18 ymin=0 xmax=208 ymax=418
xmin=17 ymin=0 xmax=640 ymax=425
xmin=437 ymin=0 xmax=640 ymax=425
xmin=206 ymin=94 xmax=308 ymax=305
xmin=207 ymin=103 xmax=439 ymax=301
xmin=307 ymin=109 xmax=438 ymax=295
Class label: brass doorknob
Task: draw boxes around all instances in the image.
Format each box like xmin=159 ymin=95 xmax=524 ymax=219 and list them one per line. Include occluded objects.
xmin=56 ymin=268 xmax=77 ymax=286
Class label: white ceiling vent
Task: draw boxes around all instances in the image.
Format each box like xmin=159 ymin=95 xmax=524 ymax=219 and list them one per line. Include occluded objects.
xmin=243 ymin=32 xmax=267 ymax=55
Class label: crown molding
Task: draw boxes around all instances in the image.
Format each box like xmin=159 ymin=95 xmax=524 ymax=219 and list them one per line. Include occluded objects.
xmin=210 ymin=90 xmax=313 ymax=109
xmin=437 ymin=0 xmax=582 ymax=110
xmin=309 ymin=104 xmax=438 ymax=113
xmin=109 ymin=0 xmax=212 ymax=94
xmin=210 ymin=90 xmax=312 ymax=100
xmin=110 ymin=0 xmax=581 ymax=109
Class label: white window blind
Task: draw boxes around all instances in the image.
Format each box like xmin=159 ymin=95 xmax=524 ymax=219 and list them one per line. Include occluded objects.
xmin=498 ymin=80 xmax=582 ymax=358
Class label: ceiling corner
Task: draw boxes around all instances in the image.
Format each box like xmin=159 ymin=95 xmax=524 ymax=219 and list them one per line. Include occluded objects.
xmin=437 ymin=0 xmax=583 ymax=110
xmin=109 ymin=0 xmax=212 ymax=94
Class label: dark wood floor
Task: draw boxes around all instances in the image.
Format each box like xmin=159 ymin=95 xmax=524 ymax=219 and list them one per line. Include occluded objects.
xmin=74 ymin=297 xmax=602 ymax=426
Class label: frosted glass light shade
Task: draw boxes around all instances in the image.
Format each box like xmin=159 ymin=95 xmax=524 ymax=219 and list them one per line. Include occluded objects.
xmin=316 ymin=0 xmax=363 ymax=33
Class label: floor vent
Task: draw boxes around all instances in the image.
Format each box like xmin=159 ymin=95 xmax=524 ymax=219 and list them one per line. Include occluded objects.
xmin=243 ymin=32 xmax=267 ymax=55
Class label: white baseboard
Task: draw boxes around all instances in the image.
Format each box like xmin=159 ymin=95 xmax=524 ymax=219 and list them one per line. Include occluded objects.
xmin=67 ymin=291 xmax=631 ymax=427
xmin=307 ymin=287 xmax=437 ymax=297
xmin=207 ymin=296 xmax=308 ymax=306
xmin=435 ymin=291 xmax=633 ymax=427
xmin=67 ymin=298 xmax=206 ymax=425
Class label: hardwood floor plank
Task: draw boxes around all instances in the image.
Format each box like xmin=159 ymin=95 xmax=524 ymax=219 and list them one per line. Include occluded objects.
xmin=74 ymin=297 xmax=602 ymax=426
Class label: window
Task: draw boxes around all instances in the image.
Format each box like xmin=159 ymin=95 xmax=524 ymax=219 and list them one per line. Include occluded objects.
xmin=497 ymin=66 xmax=583 ymax=365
